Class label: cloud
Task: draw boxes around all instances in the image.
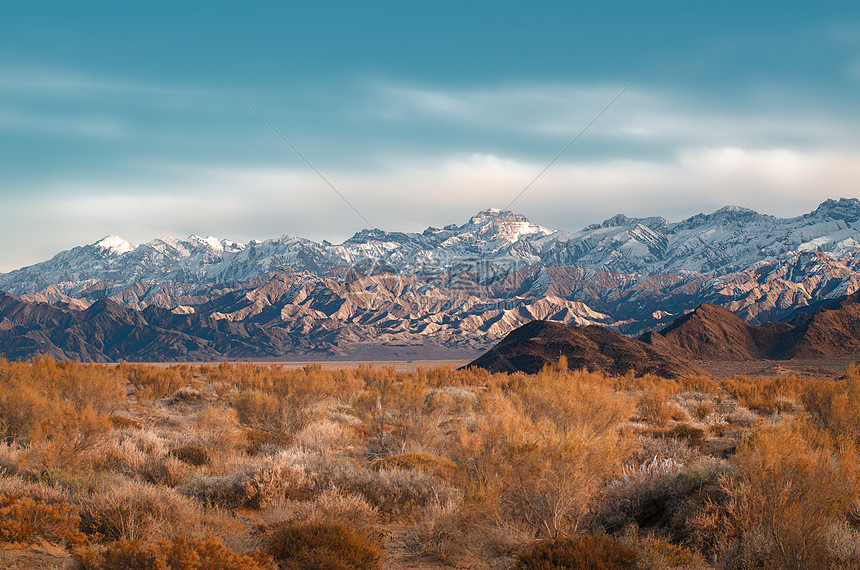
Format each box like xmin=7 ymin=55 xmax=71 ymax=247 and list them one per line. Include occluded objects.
xmin=368 ymin=81 xmax=858 ymax=151
xmin=3 ymin=143 xmax=855 ymax=272
xmin=0 ymin=107 xmax=129 ymax=139
xmin=0 ymin=67 xmax=197 ymax=97
xmin=2 ymin=73 xmax=858 ymax=272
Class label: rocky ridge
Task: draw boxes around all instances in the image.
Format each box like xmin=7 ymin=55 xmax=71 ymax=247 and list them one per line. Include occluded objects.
xmin=1 ymin=199 xmax=859 ymax=358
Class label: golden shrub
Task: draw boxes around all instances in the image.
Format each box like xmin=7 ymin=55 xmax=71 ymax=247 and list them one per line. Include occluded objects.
xmin=264 ymin=520 xmax=383 ymax=570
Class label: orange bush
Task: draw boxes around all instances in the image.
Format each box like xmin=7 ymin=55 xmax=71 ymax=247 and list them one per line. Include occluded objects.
xmin=690 ymin=418 xmax=860 ymax=568
xmin=118 ymin=363 xmax=193 ymax=400
xmin=170 ymin=444 xmax=209 ymax=467
xmin=371 ymin=452 xmax=459 ymax=481
xmin=514 ymin=534 xmax=639 ymax=570
xmin=78 ymin=535 xmax=274 ymax=570
xmin=0 ymin=493 xmax=85 ymax=545
xmin=265 ymin=520 xmax=383 ymax=570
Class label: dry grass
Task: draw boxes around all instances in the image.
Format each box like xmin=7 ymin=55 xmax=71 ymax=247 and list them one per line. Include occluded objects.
xmin=263 ymin=520 xmax=384 ymax=569
xmin=0 ymin=493 xmax=85 ymax=545
xmin=1 ymin=357 xmax=859 ymax=568
xmin=513 ymin=534 xmax=639 ymax=570
xmin=77 ymin=535 xmax=275 ymax=570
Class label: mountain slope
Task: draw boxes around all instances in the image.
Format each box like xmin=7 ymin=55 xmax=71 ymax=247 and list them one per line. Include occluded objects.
xmin=1 ymin=199 xmax=860 ymax=356
xmin=465 ymin=320 xmax=704 ymax=378
xmin=640 ymin=304 xmax=793 ymax=361
xmin=771 ymin=294 xmax=860 ymax=359
xmin=4 ymin=199 xmax=860 ymax=298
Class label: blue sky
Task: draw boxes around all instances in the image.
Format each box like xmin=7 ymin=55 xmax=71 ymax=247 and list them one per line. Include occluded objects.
xmin=2 ymin=2 xmax=859 ymax=271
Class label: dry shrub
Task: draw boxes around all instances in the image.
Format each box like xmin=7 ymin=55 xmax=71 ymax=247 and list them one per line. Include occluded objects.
xmin=802 ymin=369 xmax=860 ymax=443
xmin=184 ymin=446 xmax=455 ymax=514
xmin=352 ymin=377 xmax=436 ymax=458
xmin=826 ymin=519 xmax=860 ymax=567
xmin=119 ymin=363 xmax=192 ymax=401
xmin=138 ymin=455 xmax=188 ymax=487
xmin=0 ymin=474 xmax=74 ymax=503
xmin=0 ymin=359 xmax=117 ymax=457
xmin=93 ymin=431 xmax=188 ymax=486
xmin=514 ymin=534 xmax=639 ymax=570
xmin=690 ymin=418 xmax=860 ymax=569
xmin=118 ymin=428 xmax=166 ymax=455
xmin=443 ymin=378 xmax=630 ymax=541
xmin=109 ymin=415 xmax=142 ymax=430
xmin=93 ymin=433 xmax=154 ymax=476
xmin=670 ymin=392 xmax=718 ymax=422
xmin=722 ymin=375 xmax=805 ymax=413
xmin=264 ymin=520 xmax=383 ymax=570
xmin=230 ymin=388 xmax=319 ymax=435
xmin=0 ymin=493 xmax=85 ymax=545
xmin=171 ymin=444 xmax=209 ymax=467
xmin=295 ymin=419 xmax=353 ymax=452
xmin=78 ymin=535 xmax=275 ymax=570
xmin=170 ymin=385 xmax=204 ymax=403
xmin=692 ymin=401 xmax=716 ymax=421
xmin=632 ymin=532 xmax=709 ymax=569
xmin=632 ymin=435 xmax=699 ymax=466
xmin=18 ymin=357 xmax=124 ymax=414
xmin=260 ymin=487 xmax=378 ymax=529
xmin=466 ymin=372 xmax=631 ymax=539
xmin=724 ymin=405 xmax=758 ymax=427
xmin=193 ymin=405 xmax=240 ymax=451
xmin=496 ymin=441 xmax=600 ymax=539
xmin=638 ymin=392 xmax=675 ymax=426
xmin=81 ymin=478 xmax=201 ymax=542
xmin=244 ymin=428 xmax=292 ymax=455
xmin=0 ymin=442 xmax=22 ymax=475
xmin=521 ymin=368 xmax=635 ymax=435
xmin=344 ymin=466 xmax=458 ymax=514
xmin=371 ymin=451 xmax=459 ymax=481
xmin=425 ymin=386 xmax=478 ymax=410
xmin=181 ymin=451 xmax=310 ymax=509
xmin=597 ymin=456 xmax=720 ymax=533
xmin=660 ymin=423 xmax=706 ymax=446
xmin=221 ymin=363 xmax=358 ymax=433
xmin=407 ymin=497 xmax=524 ymax=566
xmin=231 ymin=389 xmax=280 ymax=430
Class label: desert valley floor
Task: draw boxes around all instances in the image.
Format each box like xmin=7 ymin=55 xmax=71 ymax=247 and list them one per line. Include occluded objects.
xmin=3 ymin=354 xmax=860 ymax=569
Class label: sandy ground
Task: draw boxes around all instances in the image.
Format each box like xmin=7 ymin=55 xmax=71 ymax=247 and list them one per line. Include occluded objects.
xmin=137 ymin=359 xmax=475 ymax=371
xmin=695 ymin=353 xmax=860 ymax=379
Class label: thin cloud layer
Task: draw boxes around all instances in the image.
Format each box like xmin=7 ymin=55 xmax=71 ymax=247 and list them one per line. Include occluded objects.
xmin=2 ymin=3 xmax=858 ymax=272
xmin=5 ymin=142 xmax=854 ymax=273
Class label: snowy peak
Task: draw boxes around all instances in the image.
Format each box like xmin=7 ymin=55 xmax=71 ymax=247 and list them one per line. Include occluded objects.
xmin=672 ymin=205 xmax=770 ymax=231
xmin=188 ymin=235 xmax=246 ymax=253
xmin=94 ymin=236 xmax=135 ymax=255
xmin=809 ymin=198 xmax=860 ymax=222
xmin=2 ymin=199 xmax=860 ymax=299
xmin=464 ymin=208 xmax=553 ymax=245
xmin=585 ymin=214 xmax=669 ymax=231
xmin=468 ymin=208 xmax=511 ymax=225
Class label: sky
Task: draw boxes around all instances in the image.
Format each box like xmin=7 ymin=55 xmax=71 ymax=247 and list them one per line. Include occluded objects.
xmin=2 ymin=2 xmax=859 ymax=271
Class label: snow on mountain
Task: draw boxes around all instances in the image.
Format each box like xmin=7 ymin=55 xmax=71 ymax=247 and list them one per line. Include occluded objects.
xmin=95 ymin=235 xmax=136 ymax=255
xmin=2 ymin=199 xmax=860 ymax=300
xmin=544 ymin=198 xmax=860 ymax=275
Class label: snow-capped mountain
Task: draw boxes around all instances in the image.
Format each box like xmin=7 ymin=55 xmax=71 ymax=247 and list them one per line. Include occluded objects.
xmin=1 ymin=198 xmax=859 ymax=361
xmin=3 ymin=199 xmax=860 ymax=298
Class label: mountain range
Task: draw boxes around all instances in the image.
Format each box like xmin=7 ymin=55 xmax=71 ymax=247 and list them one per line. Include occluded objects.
xmin=467 ymin=296 xmax=860 ymax=377
xmin=1 ymin=198 xmax=859 ymax=361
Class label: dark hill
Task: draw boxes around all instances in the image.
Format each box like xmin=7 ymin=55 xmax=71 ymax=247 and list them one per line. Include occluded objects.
xmin=642 ymin=303 xmax=793 ymax=361
xmin=465 ymin=320 xmax=704 ymax=378
xmin=643 ymin=298 xmax=860 ymax=361
xmin=771 ymin=296 xmax=860 ymax=359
